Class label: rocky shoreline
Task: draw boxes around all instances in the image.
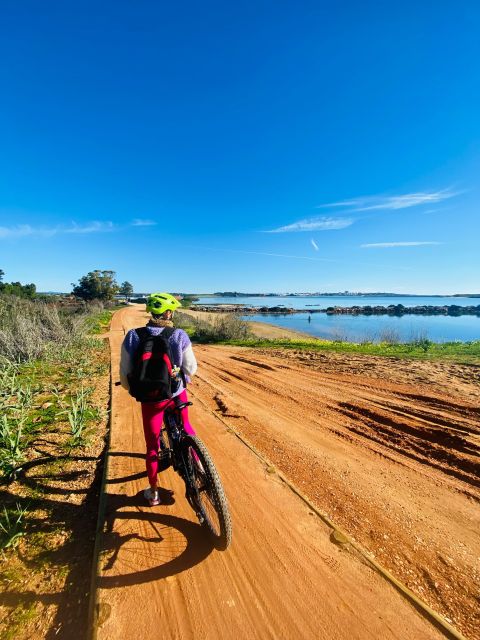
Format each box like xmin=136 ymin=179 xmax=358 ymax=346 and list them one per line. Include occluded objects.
xmin=193 ymin=304 xmax=480 ymax=316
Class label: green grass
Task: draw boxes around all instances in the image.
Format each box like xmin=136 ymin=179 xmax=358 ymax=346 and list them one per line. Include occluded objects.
xmin=220 ymin=337 xmax=480 ymax=363
xmin=0 ymin=301 xmax=113 ymax=639
xmin=0 ymin=503 xmax=29 ymax=552
xmin=64 ymin=385 xmax=101 ymax=447
xmin=85 ymin=308 xmax=118 ymax=334
xmin=0 ymin=336 xmax=109 ymax=482
xmin=1 ymin=601 xmax=38 ymax=640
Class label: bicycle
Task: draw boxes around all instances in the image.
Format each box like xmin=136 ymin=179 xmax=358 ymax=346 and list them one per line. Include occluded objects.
xmin=156 ymin=397 xmax=232 ymax=550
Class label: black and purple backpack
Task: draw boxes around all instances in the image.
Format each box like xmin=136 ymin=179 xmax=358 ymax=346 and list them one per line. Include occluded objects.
xmin=127 ymin=327 xmax=178 ymax=403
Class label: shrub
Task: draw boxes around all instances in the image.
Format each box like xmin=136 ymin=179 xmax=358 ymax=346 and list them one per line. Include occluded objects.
xmin=0 ymin=503 xmax=28 ymax=551
xmin=175 ymin=312 xmax=251 ymax=342
xmin=65 ymin=386 xmax=97 ymax=446
xmin=330 ymin=327 xmax=349 ymax=342
xmin=174 ymin=311 xmax=196 ymax=334
xmin=0 ymin=295 xmax=89 ymax=362
xmin=378 ymin=326 xmax=401 ymax=344
xmin=0 ymin=414 xmax=26 ymax=478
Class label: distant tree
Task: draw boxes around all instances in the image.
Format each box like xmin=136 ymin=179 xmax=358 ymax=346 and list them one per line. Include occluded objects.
xmin=71 ymin=270 xmax=119 ymax=301
xmin=0 ymin=270 xmax=36 ymax=298
xmin=119 ymin=281 xmax=134 ymax=301
xmin=1 ymin=281 xmax=36 ymax=298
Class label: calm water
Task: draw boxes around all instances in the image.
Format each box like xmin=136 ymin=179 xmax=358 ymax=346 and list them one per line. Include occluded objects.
xmin=196 ymin=296 xmax=480 ymax=342
xmin=197 ymin=295 xmax=478 ymax=309
xmin=243 ymin=312 xmax=480 ymax=343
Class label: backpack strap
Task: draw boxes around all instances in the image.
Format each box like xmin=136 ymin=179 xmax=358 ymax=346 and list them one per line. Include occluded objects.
xmin=135 ymin=326 xmax=149 ymax=341
xmin=160 ymin=327 xmax=176 ymax=340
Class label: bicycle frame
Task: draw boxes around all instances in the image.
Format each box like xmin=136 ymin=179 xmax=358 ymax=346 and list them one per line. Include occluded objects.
xmin=161 ymin=403 xmax=202 ymax=514
xmin=158 ymin=399 xmax=232 ymax=548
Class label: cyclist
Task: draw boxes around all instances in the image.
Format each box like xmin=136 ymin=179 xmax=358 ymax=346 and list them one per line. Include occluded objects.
xmin=119 ymin=292 xmax=198 ymax=506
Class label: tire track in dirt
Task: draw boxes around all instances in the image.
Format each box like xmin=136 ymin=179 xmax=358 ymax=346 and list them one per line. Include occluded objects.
xmin=197 ymin=348 xmax=479 ymax=491
xmin=192 ymin=344 xmax=479 ymax=638
xmin=333 ymin=401 xmax=479 ymax=488
xmin=228 ymin=351 xmax=477 ymax=479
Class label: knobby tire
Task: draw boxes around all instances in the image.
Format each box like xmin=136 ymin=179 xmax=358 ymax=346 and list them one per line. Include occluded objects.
xmin=182 ymin=434 xmax=232 ymax=550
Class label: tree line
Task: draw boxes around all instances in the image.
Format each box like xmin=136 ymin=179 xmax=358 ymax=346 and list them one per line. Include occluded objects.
xmin=0 ymin=269 xmax=134 ymax=301
xmin=0 ymin=269 xmax=36 ymax=298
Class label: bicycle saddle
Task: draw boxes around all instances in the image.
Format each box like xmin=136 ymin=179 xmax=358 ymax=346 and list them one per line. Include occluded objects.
xmin=174 ymin=401 xmax=193 ymax=410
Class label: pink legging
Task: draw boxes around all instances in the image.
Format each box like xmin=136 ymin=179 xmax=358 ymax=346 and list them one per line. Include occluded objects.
xmin=141 ymin=389 xmax=196 ymax=486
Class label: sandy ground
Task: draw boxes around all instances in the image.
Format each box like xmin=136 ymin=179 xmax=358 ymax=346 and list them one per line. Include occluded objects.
xmin=89 ymin=305 xmax=480 ymax=640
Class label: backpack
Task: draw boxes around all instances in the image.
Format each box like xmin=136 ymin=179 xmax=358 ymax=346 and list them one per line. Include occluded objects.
xmin=127 ymin=327 xmax=178 ymax=403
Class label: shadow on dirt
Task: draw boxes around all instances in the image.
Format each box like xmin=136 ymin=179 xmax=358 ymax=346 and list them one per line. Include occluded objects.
xmin=97 ymin=497 xmax=214 ymax=588
xmin=0 ymin=446 xmax=106 ymax=640
xmin=1 ymin=449 xmax=214 ymax=638
xmin=105 ymin=450 xmax=149 ymax=484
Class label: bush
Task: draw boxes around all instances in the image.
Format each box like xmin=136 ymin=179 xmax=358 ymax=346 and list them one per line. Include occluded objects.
xmin=330 ymin=327 xmax=349 ymax=342
xmin=0 ymin=295 xmax=89 ymax=362
xmin=175 ymin=312 xmax=251 ymax=342
xmin=174 ymin=311 xmax=196 ymax=334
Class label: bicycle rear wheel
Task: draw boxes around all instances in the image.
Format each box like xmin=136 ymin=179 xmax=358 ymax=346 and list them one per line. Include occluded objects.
xmin=182 ymin=435 xmax=232 ymax=550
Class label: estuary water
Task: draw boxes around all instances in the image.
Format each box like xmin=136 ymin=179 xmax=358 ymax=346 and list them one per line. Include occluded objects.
xmin=194 ymin=296 xmax=480 ymax=343
xmin=244 ymin=312 xmax=480 ymax=343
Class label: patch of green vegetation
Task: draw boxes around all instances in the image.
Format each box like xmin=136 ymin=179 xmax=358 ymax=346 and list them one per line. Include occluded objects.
xmin=0 ymin=337 xmax=109 ymax=482
xmin=29 ymin=528 xmax=68 ymax=557
xmin=179 ymin=296 xmax=199 ymax=308
xmin=176 ymin=324 xmax=196 ymax=337
xmin=0 ymin=338 xmax=109 ymax=482
xmin=85 ymin=309 xmax=116 ymax=334
xmin=223 ymin=337 xmax=480 ymax=363
xmin=0 ymin=566 xmax=25 ymax=586
xmin=63 ymin=386 xmax=98 ymax=447
xmin=0 ymin=503 xmax=29 ymax=553
xmin=0 ymin=298 xmax=112 ymax=639
xmin=0 ymin=415 xmax=26 ymax=478
xmin=1 ymin=601 xmax=38 ymax=640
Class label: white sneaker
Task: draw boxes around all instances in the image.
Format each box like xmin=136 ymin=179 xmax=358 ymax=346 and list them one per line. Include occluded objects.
xmin=143 ymin=487 xmax=161 ymax=506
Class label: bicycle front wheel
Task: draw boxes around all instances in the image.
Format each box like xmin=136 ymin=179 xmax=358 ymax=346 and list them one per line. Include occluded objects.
xmin=182 ymin=435 xmax=232 ymax=550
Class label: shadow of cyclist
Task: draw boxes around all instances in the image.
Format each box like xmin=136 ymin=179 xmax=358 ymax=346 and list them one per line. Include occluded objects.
xmin=97 ymin=492 xmax=214 ymax=589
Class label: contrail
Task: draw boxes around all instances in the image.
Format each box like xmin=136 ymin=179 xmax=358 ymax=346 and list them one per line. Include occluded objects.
xmin=185 ymin=245 xmax=338 ymax=262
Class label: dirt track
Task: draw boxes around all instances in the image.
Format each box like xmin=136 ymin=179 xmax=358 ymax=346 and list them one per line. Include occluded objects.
xmin=93 ymin=306 xmax=479 ymax=639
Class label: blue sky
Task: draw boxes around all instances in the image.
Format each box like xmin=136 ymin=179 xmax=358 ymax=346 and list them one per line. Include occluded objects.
xmin=1 ymin=1 xmax=479 ymax=294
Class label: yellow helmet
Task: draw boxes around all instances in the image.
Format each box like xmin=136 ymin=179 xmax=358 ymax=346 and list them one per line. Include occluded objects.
xmin=146 ymin=292 xmax=182 ymax=315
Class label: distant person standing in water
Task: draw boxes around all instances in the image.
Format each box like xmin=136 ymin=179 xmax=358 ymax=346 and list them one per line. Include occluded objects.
xmin=119 ymin=292 xmax=198 ymax=506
